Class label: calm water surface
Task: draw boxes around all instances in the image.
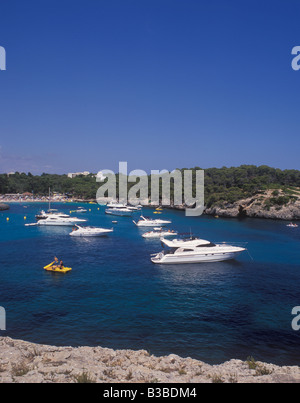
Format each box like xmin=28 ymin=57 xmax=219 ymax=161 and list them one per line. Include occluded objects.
xmin=0 ymin=203 xmax=300 ymax=365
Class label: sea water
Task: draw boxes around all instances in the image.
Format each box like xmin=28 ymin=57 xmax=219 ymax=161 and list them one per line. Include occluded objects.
xmin=0 ymin=203 xmax=300 ymax=365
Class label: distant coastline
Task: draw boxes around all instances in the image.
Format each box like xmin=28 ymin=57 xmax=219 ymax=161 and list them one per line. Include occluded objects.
xmin=2 ymin=165 xmax=300 ymax=220
xmin=1 ymin=196 xmax=300 ymax=221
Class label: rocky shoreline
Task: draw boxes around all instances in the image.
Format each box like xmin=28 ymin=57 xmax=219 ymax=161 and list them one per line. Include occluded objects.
xmin=0 ymin=203 xmax=9 ymax=211
xmin=204 ymin=193 xmax=300 ymax=220
xmin=0 ymin=337 xmax=299 ymax=383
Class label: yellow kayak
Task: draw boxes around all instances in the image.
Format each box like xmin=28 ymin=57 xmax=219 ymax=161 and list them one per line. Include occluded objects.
xmin=44 ymin=262 xmax=72 ymax=273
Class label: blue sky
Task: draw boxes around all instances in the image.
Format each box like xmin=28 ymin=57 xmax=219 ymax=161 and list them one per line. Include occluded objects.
xmin=0 ymin=0 xmax=300 ymax=174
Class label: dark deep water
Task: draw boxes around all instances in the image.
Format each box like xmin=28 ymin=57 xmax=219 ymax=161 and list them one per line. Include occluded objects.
xmin=1 ymin=202 xmax=300 ymax=365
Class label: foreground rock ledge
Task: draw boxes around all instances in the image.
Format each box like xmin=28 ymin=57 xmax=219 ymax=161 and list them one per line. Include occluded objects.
xmin=1 ymin=338 xmax=300 ymax=383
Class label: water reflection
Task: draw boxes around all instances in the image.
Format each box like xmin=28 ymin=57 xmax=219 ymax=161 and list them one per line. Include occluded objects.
xmin=154 ymin=260 xmax=244 ymax=286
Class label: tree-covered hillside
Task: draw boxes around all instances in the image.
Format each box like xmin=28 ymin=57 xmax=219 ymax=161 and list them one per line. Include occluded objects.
xmin=1 ymin=165 xmax=300 ymax=207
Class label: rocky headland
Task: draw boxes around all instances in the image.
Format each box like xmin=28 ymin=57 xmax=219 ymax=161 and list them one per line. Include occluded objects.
xmin=0 ymin=337 xmax=300 ymax=383
xmin=0 ymin=203 xmax=9 ymax=211
xmin=204 ymin=189 xmax=300 ymax=220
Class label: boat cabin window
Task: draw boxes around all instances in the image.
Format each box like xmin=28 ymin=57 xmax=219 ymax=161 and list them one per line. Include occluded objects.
xmin=175 ymin=248 xmax=194 ymax=253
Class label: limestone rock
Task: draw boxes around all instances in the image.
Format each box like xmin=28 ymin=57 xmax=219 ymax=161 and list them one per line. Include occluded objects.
xmin=0 ymin=337 xmax=299 ymax=383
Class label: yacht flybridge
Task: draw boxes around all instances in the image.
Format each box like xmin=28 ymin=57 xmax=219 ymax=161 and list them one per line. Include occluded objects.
xmin=151 ymin=237 xmax=246 ymax=264
xmin=133 ymin=216 xmax=172 ymax=227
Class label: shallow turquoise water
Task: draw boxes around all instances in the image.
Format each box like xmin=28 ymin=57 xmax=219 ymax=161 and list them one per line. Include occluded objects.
xmin=1 ymin=203 xmax=300 ymax=365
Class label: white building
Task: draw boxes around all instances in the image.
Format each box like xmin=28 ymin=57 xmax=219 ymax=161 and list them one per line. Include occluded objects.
xmin=67 ymin=171 xmax=90 ymax=178
xmin=96 ymin=171 xmax=106 ymax=181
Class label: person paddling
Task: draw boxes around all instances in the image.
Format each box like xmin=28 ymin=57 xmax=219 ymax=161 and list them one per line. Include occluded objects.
xmin=51 ymin=256 xmax=59 ymax=268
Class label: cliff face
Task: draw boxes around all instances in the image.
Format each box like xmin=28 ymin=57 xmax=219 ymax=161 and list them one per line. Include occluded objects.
xmin=205 ymin=190 xmax=300 ymax=220
xmin=0 ymin=203 xmax=9 ymax=211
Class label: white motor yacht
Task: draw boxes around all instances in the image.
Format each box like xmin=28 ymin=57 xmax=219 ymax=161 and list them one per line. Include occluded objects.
xmin=70 ymin=225 xmax=113 ymax=237
xmin=36 ymin=214 xmax=87 ymax=226
xmin=105 ymin=206 xmax=134 ymax=216
xmin=142 ymin=228 xmax=178 ymax=239
xmin=106 ymin=201 xmax=141 ymax=211
xmin=133 ymin=216 xmax=172 ymax=227
xmin=151 ymin=237 xmax=246 ymax=264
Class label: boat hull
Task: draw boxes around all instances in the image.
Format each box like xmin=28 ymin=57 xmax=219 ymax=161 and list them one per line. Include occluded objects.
xmin=151 ymin=251 xmax=244 ymax=264
xmin=70 ymin=230 xmax=113 ymax=237
xmin=143 ymin=232 xmax=178 ymax=239
xmin=38 ymin=222 xmax=81 ymax=226
xmin=135 ymin=221 xmax=171 ymax=227
xmin=105 ymin=209 xmax=132 ymax=217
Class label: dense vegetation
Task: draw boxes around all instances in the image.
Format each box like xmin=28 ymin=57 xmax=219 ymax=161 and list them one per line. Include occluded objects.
xmin=1 ymin=165 xmax=300 ymax=207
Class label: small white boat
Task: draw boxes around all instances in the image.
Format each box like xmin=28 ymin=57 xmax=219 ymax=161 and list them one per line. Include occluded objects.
xmin=287 ymin=223 xmax=298 ymax=228
xmin=151 ymin=237 xmax=246 ymax=264
xmin=133 ymin=216 xmax=172 ymax=227
xmin=106 ymin=201 xmax=125 ymax=208
xmin=142 ymin=228 xmax=178 ymax=239
xmin=75 ymin=207 xmax=87 ymax=213
xmin=70 ymin=225 xmax=113 ymax=237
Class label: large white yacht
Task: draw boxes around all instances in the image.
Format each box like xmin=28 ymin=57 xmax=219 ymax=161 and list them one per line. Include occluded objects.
xmin=70 ymin=225 xmax=113 ymax=237
xmin=133 ymin=216 xmax=172 ymax=227
xmin=151 ymin=237 xmax=246 ymax=264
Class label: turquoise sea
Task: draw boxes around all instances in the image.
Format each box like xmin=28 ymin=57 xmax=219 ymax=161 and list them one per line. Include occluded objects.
xmin=1 ymin=203 xmax=300 ymax=365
